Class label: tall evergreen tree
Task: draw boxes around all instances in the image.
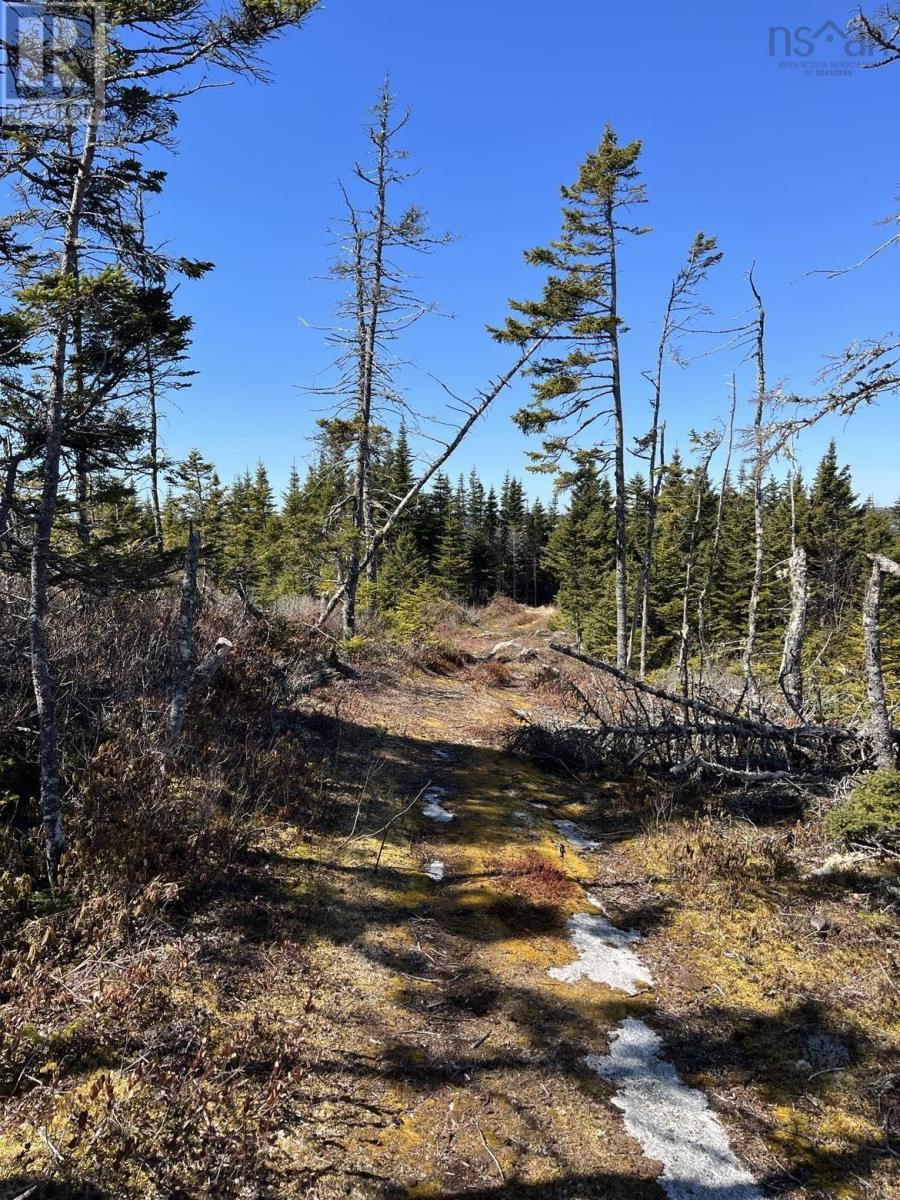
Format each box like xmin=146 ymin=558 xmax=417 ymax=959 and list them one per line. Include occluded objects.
xmin=807 ymin=441 xmax=866 ymax=628
xmin=493 ymin=125 xmax=649 ymax=668
xmin=545 ymin=469 xmax=615 ymax=648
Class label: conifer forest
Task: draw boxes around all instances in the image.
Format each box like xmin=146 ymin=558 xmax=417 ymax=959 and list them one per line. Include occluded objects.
xmin=0 ymin=5 xmax=898 ymax=1199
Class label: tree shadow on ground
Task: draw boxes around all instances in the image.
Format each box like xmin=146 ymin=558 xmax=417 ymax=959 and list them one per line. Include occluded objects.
xmin=381 ymin=1173 xmax=665 ymax=1198
xmin=0 ymin=1180 xmax=110 ymax=1200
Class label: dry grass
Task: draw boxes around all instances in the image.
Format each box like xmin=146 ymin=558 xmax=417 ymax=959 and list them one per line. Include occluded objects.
xmin=467 ymin=659 xmax=513 ymax=688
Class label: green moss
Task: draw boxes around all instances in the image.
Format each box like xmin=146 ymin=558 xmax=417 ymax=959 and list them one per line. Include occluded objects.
xmin=826 ymin=770 xmax=900 ymax=849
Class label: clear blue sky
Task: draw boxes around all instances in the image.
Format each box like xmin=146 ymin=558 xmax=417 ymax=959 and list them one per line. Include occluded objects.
xmin=155 ymin=0 xmax=899 ymax=505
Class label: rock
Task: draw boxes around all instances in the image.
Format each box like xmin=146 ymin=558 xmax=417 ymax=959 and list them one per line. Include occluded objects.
xmin=489 ymin=639 xmax=522 ymax=662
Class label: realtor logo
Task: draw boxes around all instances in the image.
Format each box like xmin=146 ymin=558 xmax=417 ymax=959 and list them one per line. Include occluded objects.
xmin=1 ymin=2 xmax=104 ymax=127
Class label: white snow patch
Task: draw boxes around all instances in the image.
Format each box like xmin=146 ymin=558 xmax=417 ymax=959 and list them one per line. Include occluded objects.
xmin=513 ymin=809 xmax=534 ymax=823
xmin=432 ymin=748 xmax=450 ymax=760
xmin=548 ymin=896 xmax=651 ymax=994
xmin=554 ymin=819 xmax=601 ymax=851
xmin=585 ymin=1018 xmax=761 ymax=1200
xmin=530 ymin=802 xmax=549 ymax=810
xmin=422 ymin=787 xmax=454 ymax=823
xmin=425 ymin=859 xmax=445 ymax=881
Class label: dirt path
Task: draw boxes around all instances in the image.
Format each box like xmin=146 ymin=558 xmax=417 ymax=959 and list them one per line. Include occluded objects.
xmin=275 ymin=613 xmax=766 ymax=1198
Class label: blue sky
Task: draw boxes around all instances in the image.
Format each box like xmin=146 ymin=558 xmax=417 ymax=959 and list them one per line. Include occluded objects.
xmin=155 ymin=0 xmax=899 ymax=505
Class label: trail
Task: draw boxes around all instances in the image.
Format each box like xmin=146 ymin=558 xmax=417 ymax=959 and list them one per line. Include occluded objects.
xmin=280 ymin=607 xmax=766 ymax=1198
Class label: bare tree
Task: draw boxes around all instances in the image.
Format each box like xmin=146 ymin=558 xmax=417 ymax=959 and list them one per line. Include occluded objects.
xmin=851 ymin=4 xmax=900 ymax=66
xmin=741 ymin=269 xmax=770 ymax=713
xmin=309 ymin=83 xmax=451 ymax=638
xmin=779 ymin=544 xmax=809 ymax=717
xmin=697 ymin=378 xmax=737 ymax=684
xmin=676 ymin=428 xmax=722 ymax=693
xmin=632 ymin=232 xmax=721 ymax=677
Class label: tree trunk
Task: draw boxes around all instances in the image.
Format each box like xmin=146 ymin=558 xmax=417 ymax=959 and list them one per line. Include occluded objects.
xmin=697 ymin=379 xmax=736 ymax=685
xmin=136 ymin=192 xmax=165 ymax=553
xmin=742 ymin=273 xmax=767 ymax=713
xmin=676 ymin=451 xmax=714 ymax=694
xmin=147 ymin=346 xmax=164 ymax=552
xmin=165 ymin=524 xmax=201 ymax=754
xmin=779 ymin=545 xmax=808 ymax=716
xmin=606 ymin=197 xmax=628 ymax=671
xmin=72 ymin=250 xmax=90 ymax=546
xmin=863 ymin=554 xmax=900 ymax=769
xmin=30 ymin=100 xmax=100 ymax=882
xmin=637 ymin=425 xmax=665 ymax=678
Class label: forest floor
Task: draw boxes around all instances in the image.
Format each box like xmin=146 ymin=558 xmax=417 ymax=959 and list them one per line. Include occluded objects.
xmin=1 ymin=603 xmax=898 ymax=1199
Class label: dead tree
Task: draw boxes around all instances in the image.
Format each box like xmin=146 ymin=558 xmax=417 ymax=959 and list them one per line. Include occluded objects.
xmin=633 ymin=233 xmax=721 ymax=678
xmin=863 ymin=554 xmax=900 ymax=769
xmin=741 ymin=269 xmax=769 ymax=713
xmin=676 ymin=429 xmax=722 ymax=692
xmin=538 ymin=642 xmax=861 ymax=782
xmin=779 ymin=545 xmax=808 ymax=717
xmin=136 ymin=189 xmax=165 ymax=553
xmin=851 ymin=4 xmax=900 ymax=67
xmin=311 ymin=84 xmax=452 ymax=639
xmin=697 ymin=378 xmax=736 ymax=683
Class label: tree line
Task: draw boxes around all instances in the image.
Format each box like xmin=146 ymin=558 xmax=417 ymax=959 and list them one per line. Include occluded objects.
xmin=157 ymin=439 xmax=558 ymax=610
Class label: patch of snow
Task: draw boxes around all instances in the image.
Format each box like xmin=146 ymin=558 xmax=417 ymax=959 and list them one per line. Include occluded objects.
xmin=530 ymin=802 xmax=549 ymax=810
xmin=554 ymin=819 xmax=601 ymax=851
xmin=548 ymin=897 xmax=651 ymax=995
xmin=422 ymin=787 xmax=454 ymax=823
xmin=512 ymin=809 xmax=534 ymax=823
xmin=432 ymin=748 xmax=450 ymax=760
xmin=585 ymin=1018 xmax=761 ymax=1200
xmin=425 ymin=859 xmax=445 ymax=881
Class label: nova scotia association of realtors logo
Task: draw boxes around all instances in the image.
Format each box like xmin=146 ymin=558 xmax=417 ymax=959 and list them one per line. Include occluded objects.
xmin=769 ymin=17 xmax=877 ymax=74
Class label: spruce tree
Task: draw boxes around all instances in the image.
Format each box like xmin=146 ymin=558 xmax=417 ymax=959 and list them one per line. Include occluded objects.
xmin=544 ymin=469 xmax=615 ymax=648
xmin=492 ymin=126 xmax=648 ymax=667
xmin=435 ymin=481 xmax=469 ymax=599
xmin=807 ymin=441 xmax=866 ymax=628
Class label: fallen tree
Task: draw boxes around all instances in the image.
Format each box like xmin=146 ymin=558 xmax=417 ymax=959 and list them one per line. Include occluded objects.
xmin=505 ymin=641 xmax=885 ymax=783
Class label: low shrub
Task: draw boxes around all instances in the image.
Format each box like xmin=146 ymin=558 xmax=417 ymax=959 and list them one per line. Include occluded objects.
xmin=418 ymin=637 xmax=473 ymax=675
xmin=483 ymin=595 xmax=532 ymax=624
xmin=468 ymin=659 xmax=512 ymax=688
xmin=826 ymin=770 xmax=900 ymax=850
xmin=388 ymin=580 xmax=446 ymax=640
